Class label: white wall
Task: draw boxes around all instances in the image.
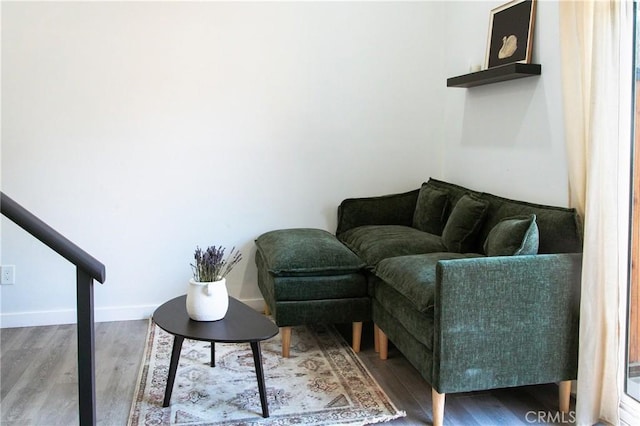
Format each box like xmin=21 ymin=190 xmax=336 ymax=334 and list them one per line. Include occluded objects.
xmin=442 ymin=1 xmax=569 ymax=206
xmin=1 ymin=1 xmax=446 ymax=326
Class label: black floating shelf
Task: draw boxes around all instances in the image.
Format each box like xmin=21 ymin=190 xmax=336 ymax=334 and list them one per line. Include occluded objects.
xmin=447 ymin=63 xmax=542 ymax=88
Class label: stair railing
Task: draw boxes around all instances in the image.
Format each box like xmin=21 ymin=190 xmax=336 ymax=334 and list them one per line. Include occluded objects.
xmin=1 ymin=192 xmax=106 ymax=426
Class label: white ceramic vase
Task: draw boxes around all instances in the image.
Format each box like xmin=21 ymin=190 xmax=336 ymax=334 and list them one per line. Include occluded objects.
xmin=186 ymin=278 xmax=229 ymax=321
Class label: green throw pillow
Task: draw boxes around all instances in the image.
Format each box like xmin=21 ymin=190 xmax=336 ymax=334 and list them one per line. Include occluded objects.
xmin=441 ymin=194 xmax=489 ymax=253
xmin=483 ymin=214 xmax=539 ymax=256
xmin=412 ymin=183 xmax=449 ymax=235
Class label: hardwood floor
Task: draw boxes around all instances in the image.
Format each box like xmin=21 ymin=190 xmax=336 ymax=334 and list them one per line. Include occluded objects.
xmin=1 ymin=321 xmax=148 ymax=426
xmin=0 ymin=320 xmax=574 ymax=425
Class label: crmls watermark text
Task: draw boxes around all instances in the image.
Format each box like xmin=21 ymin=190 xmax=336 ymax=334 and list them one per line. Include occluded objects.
xmin=525 ymin=411 xmax=576 ymax=424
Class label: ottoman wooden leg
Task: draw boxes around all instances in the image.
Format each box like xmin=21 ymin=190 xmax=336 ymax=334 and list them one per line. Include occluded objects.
xmin=281 ymin=327 xmax=292 ymax=358
xmin=352 ymin=322 xmax=362 ymax=353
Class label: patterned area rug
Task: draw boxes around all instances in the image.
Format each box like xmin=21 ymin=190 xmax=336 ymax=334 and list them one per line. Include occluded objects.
xmin=128 ymin=319 xmax=405 ymax=425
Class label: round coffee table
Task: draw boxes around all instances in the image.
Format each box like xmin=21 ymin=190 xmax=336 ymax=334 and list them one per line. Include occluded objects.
xmin=153 ymin=295 xmax=279 ymax=418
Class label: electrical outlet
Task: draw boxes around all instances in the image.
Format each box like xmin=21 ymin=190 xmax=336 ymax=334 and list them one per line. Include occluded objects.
xmin=1 ymin=265 xmax=15 ymax=285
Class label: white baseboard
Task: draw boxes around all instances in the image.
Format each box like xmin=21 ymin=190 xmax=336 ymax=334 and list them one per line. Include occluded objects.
xmin=238 ymin=298 xmax=266 ymax=312
xmin=0 ymin=297 xmax=266 ymax=328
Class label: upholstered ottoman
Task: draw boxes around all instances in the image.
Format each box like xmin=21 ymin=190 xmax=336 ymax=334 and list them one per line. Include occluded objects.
xmin=255 ymin=228 xmax=370 ymax=357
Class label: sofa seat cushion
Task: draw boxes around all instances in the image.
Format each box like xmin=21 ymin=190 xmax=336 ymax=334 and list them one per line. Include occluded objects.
xmin=255 ymin=228 xmax=365 ymax=277
xmin=338 ymin=225 xmax=446 ymax=266
xmin=374 ymin=252 xmax=485 ymax=313
xmin=372 ymin=279 xmax=436 ymax=351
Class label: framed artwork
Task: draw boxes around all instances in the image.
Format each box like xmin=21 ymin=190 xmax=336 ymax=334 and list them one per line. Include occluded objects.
xmin=485 ymin=0 xmax=536 ymax=69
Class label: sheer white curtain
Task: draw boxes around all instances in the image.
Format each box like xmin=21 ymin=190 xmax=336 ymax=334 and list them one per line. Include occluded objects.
xmin=559 ymin=1 xmax=633 ymax=425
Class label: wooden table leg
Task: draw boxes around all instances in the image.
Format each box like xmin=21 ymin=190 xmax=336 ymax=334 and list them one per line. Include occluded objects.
xmin=210 ymin=341 xmax=215 ymax=367
xmin=163 ymin=335 xmax=184 ymax=407
xmin=250 ymin=341 xmax=269 ymax=418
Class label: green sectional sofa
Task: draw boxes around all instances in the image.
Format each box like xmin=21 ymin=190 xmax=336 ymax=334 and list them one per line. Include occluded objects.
xmin=336 ymin=178 xmax=582 ymax=426
xmin=255 ymin=177 xmax=582 ymax=426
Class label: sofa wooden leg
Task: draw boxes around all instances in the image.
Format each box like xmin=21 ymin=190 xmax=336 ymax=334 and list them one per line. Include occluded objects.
xmin=352 ymin=322 xmax=362 ymax=352
xmin=264 ymin=303 xmax=270 ymax=316
xmin=281 ymin=327 xmax=292 ymax=358
xmin=378 ymin=328 xmax=388 ymax=360
xmin=559 ymin=380 xmax=571 ymax=413
xmin=432 ymin=389 xmax=445 ymax=426
xmin=374 ymin=324 xmax=380 ymax=353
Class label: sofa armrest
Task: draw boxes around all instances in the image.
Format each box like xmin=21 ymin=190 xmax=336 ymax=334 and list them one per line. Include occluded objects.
xmin=336 ymin=189 xmax=419 ymax=235
xmin=431 ymin=253 xmax=582 ymax=394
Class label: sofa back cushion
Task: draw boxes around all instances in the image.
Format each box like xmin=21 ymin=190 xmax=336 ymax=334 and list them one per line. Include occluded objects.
xmin=441 ymin=194 xmax=490 ymax=253
xmin=478 ymin=193 xmax=582 ymax=254
xmin=483 ymin=214 xmax=539 ymax=256
xmin=425 ymin=178 xmax=583 ymax=254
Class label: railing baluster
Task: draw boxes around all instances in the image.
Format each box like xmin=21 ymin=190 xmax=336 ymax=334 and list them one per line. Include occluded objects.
xmin=77 ymin=268 xmax=96 ymax=426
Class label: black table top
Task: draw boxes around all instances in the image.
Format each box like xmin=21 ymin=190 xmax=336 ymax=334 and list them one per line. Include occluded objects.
xmin=153 ymin=295 xmax=278 ymax=343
